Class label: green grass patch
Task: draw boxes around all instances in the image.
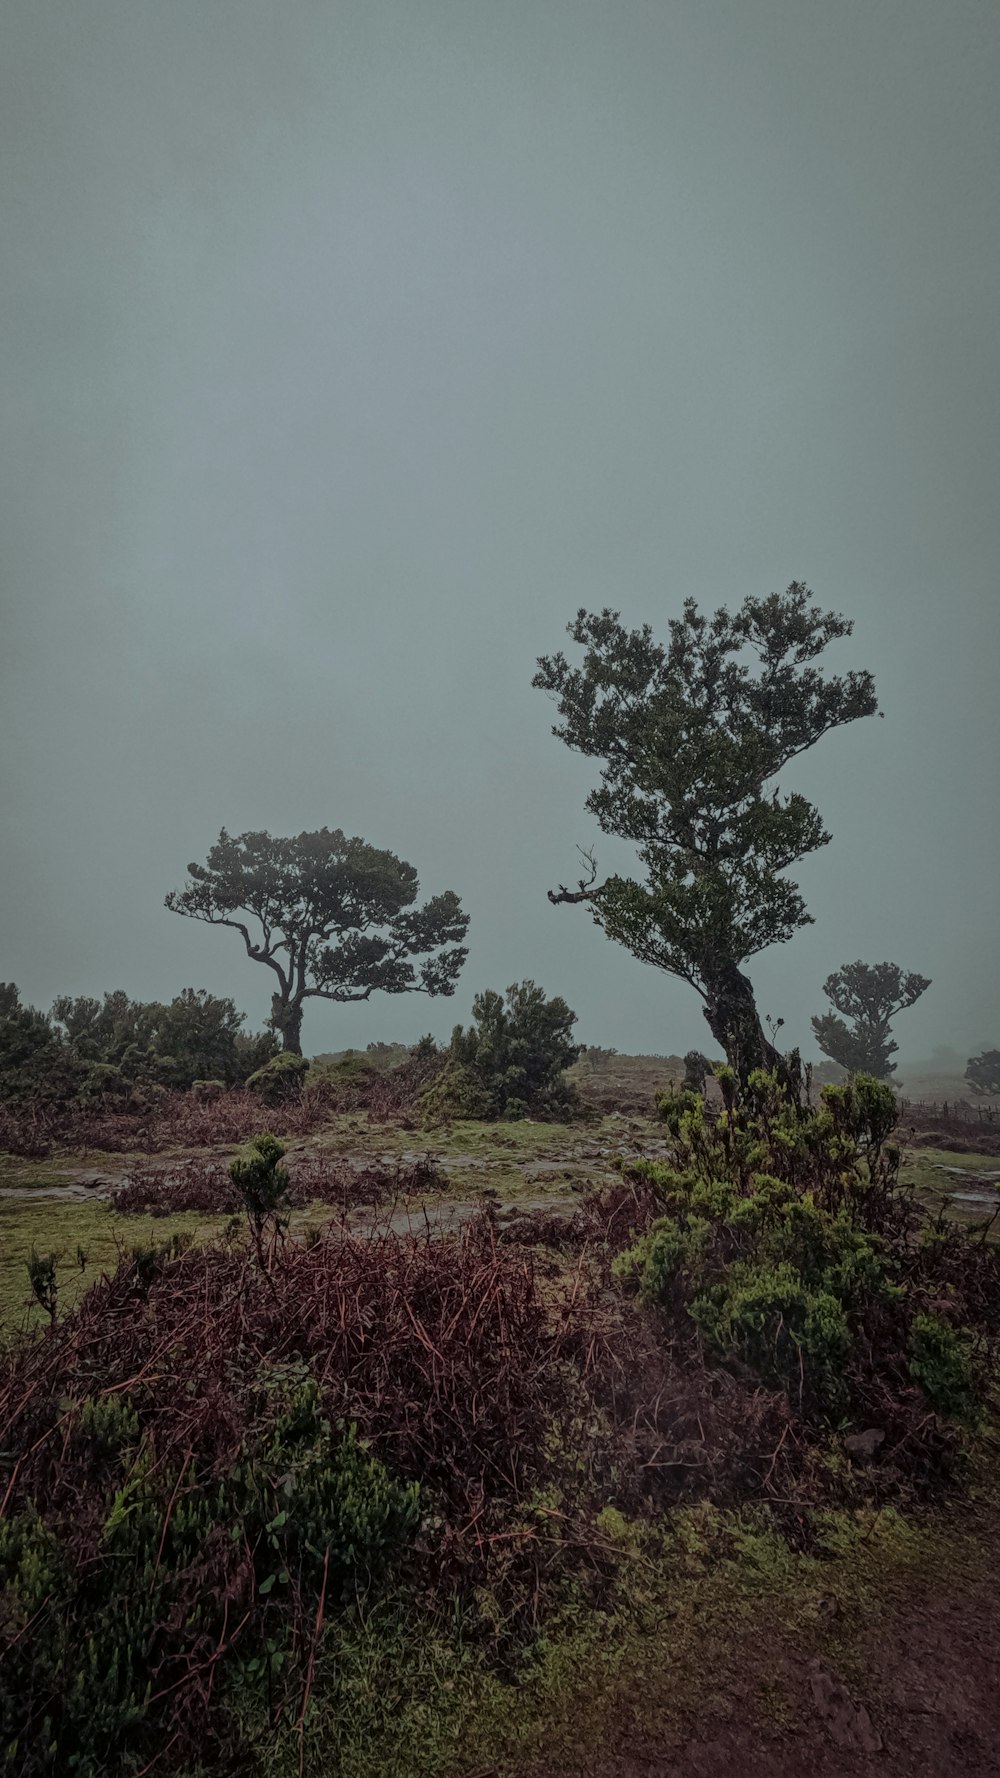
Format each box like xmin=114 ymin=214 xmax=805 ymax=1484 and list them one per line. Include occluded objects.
xmin=0 ymin=1198 xmax=230 ymax=1331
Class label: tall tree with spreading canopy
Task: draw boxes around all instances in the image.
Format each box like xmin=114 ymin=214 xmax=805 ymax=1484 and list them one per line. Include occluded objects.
xmin=166 ymin=828 xmax=469 ymax=1054
xmin=533 ymin=585 xmax=879 ymax=1080
xmin=811 ymin=960 xmax=931 ymax=1079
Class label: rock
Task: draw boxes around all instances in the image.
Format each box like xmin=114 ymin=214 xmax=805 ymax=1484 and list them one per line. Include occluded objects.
xmin=844 ymin=1428 xmax=886 ymax=1463
xmin=809 ymin=1660 xmax=883 ymax=1753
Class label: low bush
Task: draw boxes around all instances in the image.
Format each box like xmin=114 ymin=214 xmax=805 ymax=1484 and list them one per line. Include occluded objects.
xmin=246 ymin=1052 xmax=311 ymax=1105
xmin=612 ymin=1071 xmax=998 ymax=1435
xmin=425 ymin=980 xmax=583 ymax=1123
xmin=0 ymin=1085 xmax=331 ymax=1158
xmin=0 ymin=1377 xmax=419 ymax=1777
xmin=0 ymin=1215 xmax=582 ymax=1772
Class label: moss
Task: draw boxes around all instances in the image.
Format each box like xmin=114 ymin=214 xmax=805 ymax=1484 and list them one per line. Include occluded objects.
xmin=236 ymin=1478 xmax=1000 ymax=1778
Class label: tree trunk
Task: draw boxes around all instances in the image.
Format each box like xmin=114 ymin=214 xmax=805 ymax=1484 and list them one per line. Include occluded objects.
xmin=270 ymin=994 xmax=304 ymax=1055
xmin=701 ymin=962 xmax=789 ymax=1086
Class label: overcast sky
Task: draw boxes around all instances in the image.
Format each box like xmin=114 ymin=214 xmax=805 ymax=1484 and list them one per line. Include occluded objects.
xmin=2 ymin=0 xmax=997 ymax=1064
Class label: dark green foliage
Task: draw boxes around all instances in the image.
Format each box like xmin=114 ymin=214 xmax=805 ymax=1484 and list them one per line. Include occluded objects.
xmin=246 ymin=1051 xmax=311 ymax=1105
xmin=420 ymin=1058 xmax=492 ymax=1124
xmin=811 ymin=961 xmax=931 ymax=1079
xmin=0 ymin=984 xmax=74 ymax=1104
xmin=908 ymin=1315 xmax=977 ymax=1423
xmin=534 ymin=585 xmax=879 ymax=1078
xmin=682 ymin=1049 xmax=714 ymax=1092
xmin=165 ymin=826 xmax=469 ymax=1054
xmin=964 ymin=1048 xmax=1000 ymax=1096
xmin=613 ymin=1071 xmax=985 ymax=1424
xmin=0 ymin=983 xmax=276 ymax=1109
xmin=230 ymin=1132 xmax=290 ymax=1256
xmin=427 ymin=981 xmax=581 ymax=1122
xmin=150 ymin=986 xmax=278 ymax=1086
xmin=0 ymin=1383 xmax=418 ymax=1777
xmin=191 ymin=1077 xmax=227 ymax=1102
xmin=26 ymin=1249 xmax=58 ymax=1323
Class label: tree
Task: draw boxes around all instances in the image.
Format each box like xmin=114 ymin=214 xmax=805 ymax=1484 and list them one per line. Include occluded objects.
xmin=165 ymin=828 xmax=469 ymax=1054
xmin=964 ymin=1049 xmax=1000 ymax=1096
xmin=533 ymin=585 xmax=879 ymax=1081
xmin=151 ymin=988 xmax=278 ymax=1088
xmin=811 ymin=961 xmax=931 ymax=1079
xmin=51 ymin=990 xmax=160 ymax=1077
xmin=0 ymin=984 xmax=69 ymax=1102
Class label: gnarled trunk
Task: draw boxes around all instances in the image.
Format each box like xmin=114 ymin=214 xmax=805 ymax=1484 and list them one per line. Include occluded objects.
xmin=701 ymin=962 xmax=789 ymax=1087
xmin=270 ymin=995 xmax=304 ymax=1055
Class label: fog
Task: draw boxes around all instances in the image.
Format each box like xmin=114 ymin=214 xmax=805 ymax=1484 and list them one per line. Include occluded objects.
xmin=2 ymin=0 xmax=998 ymax=1064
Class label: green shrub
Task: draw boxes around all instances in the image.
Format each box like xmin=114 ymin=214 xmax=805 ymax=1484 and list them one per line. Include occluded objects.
xmin=909 ymin=1314 xmax=977 ymax=1422
xmin=230 ymin=1132 xmax=290 ymax=1257
xmin=26 ymin=1249 xmax=59 ymax=1323
xmin=613 ymin=1070 xmax=976 ymax=1422
xmin=433 ymin=980 xmax=582 ymax=1122
xmin=0 ymin=1383 xmax=419 ymax=1777
xmin=191 ymin=1077 xmax=226 ymax=1102
xmin=420 ymin=1058 xmax=491 ymax=1125
xmin=246 ymin=1051 xmax=310 ymax=1104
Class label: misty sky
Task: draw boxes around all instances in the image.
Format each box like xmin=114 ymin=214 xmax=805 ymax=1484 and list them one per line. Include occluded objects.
xmin=2 ymin=1 xmax=998 ymax=1065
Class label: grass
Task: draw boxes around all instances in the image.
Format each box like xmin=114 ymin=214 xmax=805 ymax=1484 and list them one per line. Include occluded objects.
xmin=0 ymin=1198 xmax=232 ymax=1333
xmin=899 ymin=1144 xmax=1000 ymax=1228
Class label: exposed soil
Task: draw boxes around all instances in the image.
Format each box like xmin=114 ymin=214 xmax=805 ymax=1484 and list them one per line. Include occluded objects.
xmin=531 ymin=1505 xmax=1000 ymax=1778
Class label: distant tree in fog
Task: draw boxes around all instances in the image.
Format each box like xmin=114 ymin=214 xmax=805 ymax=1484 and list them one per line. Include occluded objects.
xmin=166 ymin=828 xmax=469 ymax=1055
xmin=811 ymin=960 xmax=930 ymax=1079
xmin=964 ymin=1049 xmax=1000 ymax=1096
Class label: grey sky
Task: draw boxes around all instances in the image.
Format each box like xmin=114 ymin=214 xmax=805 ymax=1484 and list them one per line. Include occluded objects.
xmin=2 ymin=0 xmax=998 ymax=1064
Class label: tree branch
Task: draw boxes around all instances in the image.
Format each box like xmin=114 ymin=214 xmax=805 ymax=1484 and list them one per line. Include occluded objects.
xmin=547 ymin=847 xmax=604 ymax=905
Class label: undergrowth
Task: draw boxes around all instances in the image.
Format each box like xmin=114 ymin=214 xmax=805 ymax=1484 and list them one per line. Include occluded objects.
xmin=1 ymin=1071 xmax=998 ymax=1774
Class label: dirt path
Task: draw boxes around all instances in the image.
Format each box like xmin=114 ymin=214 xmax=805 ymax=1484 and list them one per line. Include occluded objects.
xmin=534 ymin=1504 xmax=1000 ymax=1778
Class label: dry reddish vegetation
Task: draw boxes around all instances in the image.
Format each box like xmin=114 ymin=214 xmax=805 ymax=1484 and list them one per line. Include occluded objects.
xmin=0 ymin=1051 xmax=444 ymax=1159
xmin=0 ymin=1087 xmax=330 ymax=1159
xmin=110 ymin=1153 xmax=443 ymax=1217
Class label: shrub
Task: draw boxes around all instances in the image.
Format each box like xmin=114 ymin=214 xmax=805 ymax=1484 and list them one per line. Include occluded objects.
xmin=435 ymin=980 xmax=582 ymax=1121
xmin=613 ymin=1070 xmax=988 ymax=1426
xmin=230 ymin=1132 xmax=290 ymax=1259
xmin=965 ymin=1048 xmax=1000 ymax=1096
xmin=26 ymin=1249 xmax=59 ymax=1324
xmin=909 ymin=1314 xmax=977 ymax=1422
xmin=420 ymin=1058 xmax=491 ymax=1125
xmin=0 ymin=1380 xmax=418 ymax=1777
xmin=246 ymin=1052 xmax=310 ymax=1105
xmin=191 ymin=1077 xmax=226 ymax=1102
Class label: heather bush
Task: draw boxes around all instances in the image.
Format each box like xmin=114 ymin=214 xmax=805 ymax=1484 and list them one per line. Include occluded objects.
xmin=613 ymin=1071 xmax=995 ymax=1428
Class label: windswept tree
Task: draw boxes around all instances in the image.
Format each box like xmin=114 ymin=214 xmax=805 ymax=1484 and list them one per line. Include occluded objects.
xmin=165 ymin=828 xmax=469 ymax=1054
xmin=533 ymin=585 xmax=879 ymax=1080
xmin=964 ymin=1049 xmax=1000 ymax=1097
xmin=811 ymin=961 xmax=931 ymax=1079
